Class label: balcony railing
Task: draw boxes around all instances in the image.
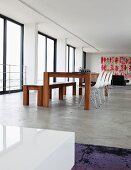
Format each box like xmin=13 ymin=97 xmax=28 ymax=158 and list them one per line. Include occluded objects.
xmin=0 ymin=64 xmax=26 ymax=93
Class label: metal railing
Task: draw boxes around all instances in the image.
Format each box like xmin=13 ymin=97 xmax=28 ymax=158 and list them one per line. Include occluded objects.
xmin=0 ymin=64 xmax=26 ymax=93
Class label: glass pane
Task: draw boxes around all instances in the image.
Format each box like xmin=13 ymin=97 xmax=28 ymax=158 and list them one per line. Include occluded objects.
xmin=0 ymin=125 xmax=3 ymax=152
xmin=69 ymin=47 xmax=74 ymax=72
xmin=47 ymin=38 xmax=54 ymax=83
xmin=65 ymin=46 xmax=69 ymax=82
xmin=0 ymin=18 xmax=3 ymax=92
xmin=66 ymin=46 xmax=68 ymax=72
xmin=6 ymin=21 xmax=21 ymax=91
xmin=37 ymin=34 xmax=46 ymax=84
xmin=6 ymin=126 xmax=20 ymax=148
xmin=69 ymin=47 xmax=74 ymax=82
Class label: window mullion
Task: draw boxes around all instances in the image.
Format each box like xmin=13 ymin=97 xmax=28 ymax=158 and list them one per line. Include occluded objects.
xmin=20 ymin=26 xmax=24 ymax=90
xmin=45 ymin=37 xmax=47 ymax=71
xmin=3 ymin=19 xmax=7 ymax=93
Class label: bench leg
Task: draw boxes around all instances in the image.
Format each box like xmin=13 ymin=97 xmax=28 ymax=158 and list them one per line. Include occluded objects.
xmin=73 ymin=84 xmax=76 ymax=95
xmin=37 ymin=87 xmax=43 ymax=106
xmin=59 ymin=87 xmax=63 ymax=100
xmin=79 ymin=78 xmax=82 ymax=95
xmin=49 ymin=88 xmax=52 ymax=99
xmin=23 ymin=86 xmax=29 ymax=105
xmin=63 ymin=86 xmax=66 ymax=95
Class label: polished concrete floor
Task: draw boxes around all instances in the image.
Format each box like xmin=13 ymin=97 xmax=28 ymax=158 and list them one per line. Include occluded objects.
xmin=0 ymin=86 xmax=131 ymax=149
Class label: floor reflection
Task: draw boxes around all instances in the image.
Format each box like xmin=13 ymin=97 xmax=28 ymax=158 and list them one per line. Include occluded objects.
xmin=0 ymin=125 xmax=22 ymax=153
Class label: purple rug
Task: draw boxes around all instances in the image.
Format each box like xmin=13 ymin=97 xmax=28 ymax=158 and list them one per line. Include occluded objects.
xmin=72 ymin=143 xmax=131 ymax=170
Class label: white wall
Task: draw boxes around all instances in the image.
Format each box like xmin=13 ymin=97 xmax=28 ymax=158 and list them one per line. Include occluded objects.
xmin=86 ymin=53 xmax=131 ymax=73
xmin=75 ymin=48 xmax=83 ymax=72
xmin=24 ymin=24 xmax=38 ymax=84
xmin=56 ymin=38 xmax=67 ymax=82
xmin=56 ymin=38 xmax=67 ymax=72
xmin=86 ymin=53 xmax=101 ymax=73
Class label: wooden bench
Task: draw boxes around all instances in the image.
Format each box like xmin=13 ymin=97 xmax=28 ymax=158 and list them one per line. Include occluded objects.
xmin=23 ymin=82 xmax=76 ymax=106
xmin=63 ymin=82 xmax=76 ymax=96
xmin=49 ymin=82 xmax=76 ymax=99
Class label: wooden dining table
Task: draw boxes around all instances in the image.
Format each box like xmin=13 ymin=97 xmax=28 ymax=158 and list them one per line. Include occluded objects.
xmin=43 ymin=72 xmax=99 ymax=110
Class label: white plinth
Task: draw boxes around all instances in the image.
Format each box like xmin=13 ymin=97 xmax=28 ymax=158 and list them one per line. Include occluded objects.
xmin=0 ymin=126 xmax=75 ymax=170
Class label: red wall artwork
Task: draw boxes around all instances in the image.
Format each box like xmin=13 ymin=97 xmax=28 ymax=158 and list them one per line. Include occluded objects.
xmin=101 ymin=56 xmax=131 ymax=77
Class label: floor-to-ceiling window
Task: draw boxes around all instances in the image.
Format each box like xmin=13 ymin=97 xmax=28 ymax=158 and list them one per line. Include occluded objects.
xmin=0 ymin=18 xmax=3 ymax=92
xmin=38 ymin=34 xmax=46 ymax=84
xmin=83 ymin=51 xmax=86 ymax=69
xmin=0 ymin=14 xmax=23 ymax=94
xmin=47 ymin=38 xmax=55 ymax=72
xmin=66 ymin=45 xmax=75 ymax=81
xmin=38 ymin=32 xmax=56 ymax=83
xmin=6 ymin=21 xmax=22 ymax=91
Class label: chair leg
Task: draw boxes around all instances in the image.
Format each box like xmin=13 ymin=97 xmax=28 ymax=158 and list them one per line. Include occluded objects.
xmin=79 ymin=88 xmax=100 ymax=109
xmin=91 ymin=90 xmax=98 ymax=109
xmin=101 ymin=88 xmax=106 ymax=102
xmin=97 ymin=89 xmax=102 ymax=105
xmin=79 ymin=95 xmax=84 ymax=106
xmin=80 ymin=90 xmax=98 ymax=109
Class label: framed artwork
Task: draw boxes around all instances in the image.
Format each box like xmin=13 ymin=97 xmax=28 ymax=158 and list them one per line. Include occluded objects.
xmin=101 ymin=56 xmax=131 ymax=77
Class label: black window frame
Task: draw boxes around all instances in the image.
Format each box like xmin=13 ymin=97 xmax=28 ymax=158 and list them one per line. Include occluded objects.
xmin=83 ymin=51 xmax=86 ymax=69
xmin=66 ymin=44 xmax=75 ymax=81
xmin=38 ymin=31 xmax=57 ymax=82
xmin=0 ymin=14 xmax=24 ymax=95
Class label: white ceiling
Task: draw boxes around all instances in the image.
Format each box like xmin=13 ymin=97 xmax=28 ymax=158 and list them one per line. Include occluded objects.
xmin=1 ymin=0 xmax=131 ymax=53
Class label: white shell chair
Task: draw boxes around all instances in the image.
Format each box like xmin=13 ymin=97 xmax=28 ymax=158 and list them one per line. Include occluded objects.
xmin=108 ymin=72 xmax=113 ymax=86
xmin=95 ymin=71 xmax=108 ymax=105
xmin=91 ymin=71 xmax=105 ymax=108
xmin=105 ymin=72 xmax=113 ymax=98
xmin=100 ymin=71 xmax=113 ymax=101
xmin=105 ymin=72 xmax=111 ymax=86
xmin=79 ymin=71 xmax=104 ymax=108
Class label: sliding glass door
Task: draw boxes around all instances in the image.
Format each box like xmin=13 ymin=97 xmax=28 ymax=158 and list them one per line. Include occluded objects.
xmin=6 ymin=21 xmax=22 ymax=91
xmin=37 ymin=32 xmax=56 ymax=83
xmin=0 ymin=18 xmax=3 ymax=92
xmin=0 ymin=15 xmax=23 ymax=94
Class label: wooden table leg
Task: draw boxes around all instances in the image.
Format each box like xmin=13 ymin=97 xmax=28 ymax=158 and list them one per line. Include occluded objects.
xmin=63 ymin=86 xmax=66 ymax=95
xmin=37 ymin=86 xmax=43 ymax=106
xmin=84 ymin=74 xmax=91 ymax=110
xmin=73 ymin=83 xmax=76 ymax=95
xmin=23 ymin=85 xmax=29 ymax=105
xmin=79 ymin=78 xmax=82 ymax=95
xmin=59 ymin=86 xmax=63 ymax=100
xmin=43 ymin=72 xmax=49 ymax=107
